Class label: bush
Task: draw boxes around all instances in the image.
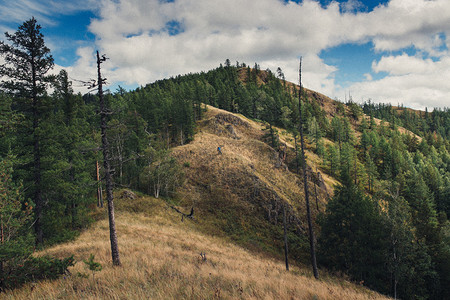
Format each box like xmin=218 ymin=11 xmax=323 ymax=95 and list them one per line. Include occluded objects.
xmin=0 ymin=255 xmax=75 ymax=291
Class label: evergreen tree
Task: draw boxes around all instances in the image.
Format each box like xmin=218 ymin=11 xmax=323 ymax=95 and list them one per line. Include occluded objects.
xmin=318 ymin=171 xmax=389 ymax=293
xmin=308 ymin=116 xmax=322 ymax=153
xmin=41 ymin=70 xmax=95 ymax=241
xmin=364 ymin=152 xmax=378 ymax=193
xmin=0 ymin=156 xmax=33 ymax=290
xmin=325 ymin=144 xmax=340 ymax=176
xmin=0 ymin=93 xmax=20 ymax=156
xmin=0 ymin=18 xmax=54 ymax=245
xmin=379 ymin=181 xmax=436 ymax=299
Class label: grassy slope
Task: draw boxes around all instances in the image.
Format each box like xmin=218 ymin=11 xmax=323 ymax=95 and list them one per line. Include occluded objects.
xmin=3 ymin=103 xmax=393 ymax=299
xmin=172 ymin=105 xmax=331 ymax=261
xmin=3 ymin=195 xmax=389 ymax=300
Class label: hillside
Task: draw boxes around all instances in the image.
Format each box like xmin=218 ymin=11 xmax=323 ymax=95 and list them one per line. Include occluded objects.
xmin=3 ymin=194 xmax=389 ymax=300
xmin=171 ymin=105 xmax=330 ymax=260
xmin=237 ymin=66 xmax=422 ymax=141
xmin=2 ymin=103 xmax=389 ymax=299
xmin=2 ymin=63 xmax=449 ymax=299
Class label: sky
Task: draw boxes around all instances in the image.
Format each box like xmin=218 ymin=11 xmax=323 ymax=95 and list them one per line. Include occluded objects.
xmin=0 ymin=0 xmax=450 ymax=110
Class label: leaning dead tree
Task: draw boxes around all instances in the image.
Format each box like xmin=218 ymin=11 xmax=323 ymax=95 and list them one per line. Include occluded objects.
xmin=169 ymin=205 xmax=194 ymax=222
xmin=298 ymin=57 xmax=319 ymax=279
xmin=95 ymin=51 xmax=121 ymax=266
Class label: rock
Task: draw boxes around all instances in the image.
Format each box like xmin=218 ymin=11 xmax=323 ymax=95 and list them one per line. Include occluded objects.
xmin=119 ymin=189 xmax=136 ymax=200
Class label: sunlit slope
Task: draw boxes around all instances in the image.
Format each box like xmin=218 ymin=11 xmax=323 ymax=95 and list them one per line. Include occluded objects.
xmin=172 ymin=105 xmax=331 ymax=259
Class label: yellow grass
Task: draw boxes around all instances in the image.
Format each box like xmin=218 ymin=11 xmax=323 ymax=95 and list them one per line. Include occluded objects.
xmin=172 ymin=105 xmax=333 ymax=224
xmin=2 ymin=105 xmax=393 ymax=299
xmin=3 ymin=202 xmax=390 ymax=300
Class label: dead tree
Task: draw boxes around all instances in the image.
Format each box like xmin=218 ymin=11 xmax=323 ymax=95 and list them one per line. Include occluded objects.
xmin=96 ymin=160 xmax=103 ymax=208
xmin=298 ymin=57 xmax=319 ymax=279
xmin=169 ymin=205 xmax=194 ymax=222
xmin=96 ymin=51 xmax=121 ymax=266
xmin=283 ymin=204 xmax=289 ymax=271
xmin=315 ymin=167 xmax=319 ymax=211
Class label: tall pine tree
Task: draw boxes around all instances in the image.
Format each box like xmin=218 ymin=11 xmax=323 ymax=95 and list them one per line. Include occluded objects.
xmin=0 ymin=18 xmax=54 ymax=245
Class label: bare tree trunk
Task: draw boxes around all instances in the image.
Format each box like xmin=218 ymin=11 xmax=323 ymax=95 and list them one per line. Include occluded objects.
xmin=298 ymin=57 xmax=319 ymax=279
xmin=33 ymin=123 xmax=43 ymax=245
xmin=97 ymin=51 xmax=121 ymax=266
xmin=96 ymin=160 xmax=103 ymax=208
xmin=31 ymin=59 xmax=44 ymax=245
xmin=294 ymin=134 xmax=299 ymax=174
xmin=69 ymin=165 xmax=77 ymax=229
xmin=283 ymin=204 xmax=289 ymax=271
xmin=394 ymin=278 xmax=398 ymax=300
xmin=180 ymin=124 xmax=184 ymax=146
xmin=314 ymin=180 xmax=319 ymax=212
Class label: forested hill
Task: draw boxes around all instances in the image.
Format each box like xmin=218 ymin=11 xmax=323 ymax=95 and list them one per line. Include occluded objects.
xmin=2 ymin=60 xmax=450 ymax=299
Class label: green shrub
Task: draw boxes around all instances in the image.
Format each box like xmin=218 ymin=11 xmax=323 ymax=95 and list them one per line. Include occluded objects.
xmin=0 ymin=255 xmax=75 ymax=291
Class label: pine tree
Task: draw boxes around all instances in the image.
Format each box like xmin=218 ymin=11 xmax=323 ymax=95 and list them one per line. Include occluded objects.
xmin=319 ymin=171 xmax=389 ymax=292
xmin=0 ymin=156 xmax=33 ymax=291
xmin=326 ymin=144 xmax=340 ymax=176
xmin=43 ymin=70 xmax=95 ymax=237
xmin=0 ymin=18 xmax=54 ymax=245
xmin=308 ymin=117 xmax=322 ymax=153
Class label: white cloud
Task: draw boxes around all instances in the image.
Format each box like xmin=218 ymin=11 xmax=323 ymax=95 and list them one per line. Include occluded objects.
xmin=372 ymin=53 xmax=435 ymax=76
xmin=363 ymin=0 xmax=450 ymax=54
xmin=364 ymin=73 xmax=373 ymax=81
xmin=340 ymin=0 xmax=365 ymax=13
xmin=6 ymin=0 xmax=448 ymax=109
xmin=81 ymin=0 xmax=348 ymax=95
xmin=61 ymin=47 xmax=98 ymax=92
xmin=0 ymin=0 xmax=97 ymax=26
xmin=348 ymin=55 xmax=450 ymax=109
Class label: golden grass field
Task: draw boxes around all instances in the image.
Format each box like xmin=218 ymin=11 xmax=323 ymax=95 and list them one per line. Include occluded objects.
xmin=2 ymin=197 xmax=390 ymax=299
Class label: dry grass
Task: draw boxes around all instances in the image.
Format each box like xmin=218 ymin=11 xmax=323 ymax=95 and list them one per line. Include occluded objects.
xmin=4 ymin=99 xmax=402 ymax=299
xmin=3 ymin=202 xmax=390 ymax=300
xmin=2 ymin=105 xmax=393 ymax=299
xmin=167 ymin=105 xmax=335 ymax=261
xmin=174 ymin=105 xmax=327 ymax=212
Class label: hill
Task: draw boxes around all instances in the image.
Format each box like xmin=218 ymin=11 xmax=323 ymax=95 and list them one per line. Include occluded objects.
xmin=2 ymin=63 xmax=449 ymax=299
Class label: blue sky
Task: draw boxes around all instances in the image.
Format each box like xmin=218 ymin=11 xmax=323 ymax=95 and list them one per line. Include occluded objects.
xmin=42 ymin=11 xmax=96 ymax=66
xmin=1 ymin=0 xmax=450 ymax=109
